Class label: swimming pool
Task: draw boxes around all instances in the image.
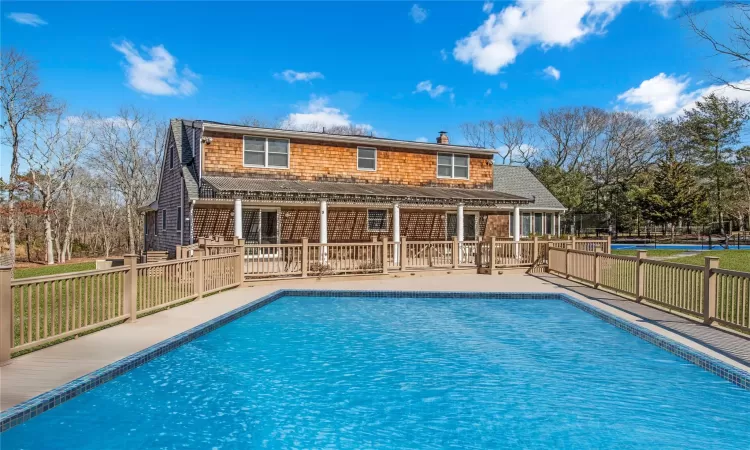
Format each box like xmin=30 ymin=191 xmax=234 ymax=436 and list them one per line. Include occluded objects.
xmin=612 ymin=243 xmax=750 ymax=251
xmin=2 ymin=292 xmax=749 ymax=448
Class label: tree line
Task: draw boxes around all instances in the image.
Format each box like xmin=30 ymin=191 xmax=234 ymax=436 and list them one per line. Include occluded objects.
xmin=1 ymin=48 xmax=162 ymax=264
xmin=461 ymin=94 xmax=750 ymax=239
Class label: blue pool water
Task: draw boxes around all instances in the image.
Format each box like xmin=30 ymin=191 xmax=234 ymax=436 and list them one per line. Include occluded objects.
xmin=3 ymin=296 xmax=750 ymax=449
xmin=612 ymin=243 xmax=750 ymax=251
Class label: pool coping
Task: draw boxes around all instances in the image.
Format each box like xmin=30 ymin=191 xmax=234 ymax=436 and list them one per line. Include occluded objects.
xmin=1 ymin=289 xmax=749 ymax=432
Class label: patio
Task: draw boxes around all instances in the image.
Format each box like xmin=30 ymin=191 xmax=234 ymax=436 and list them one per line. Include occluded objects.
xmin=1 ymin=272 xmax=749 ymax=412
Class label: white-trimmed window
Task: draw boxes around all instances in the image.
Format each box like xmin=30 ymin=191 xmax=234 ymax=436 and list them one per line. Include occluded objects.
xmin=367 ymin=209 xmax=388 ymax=232
xmin=161 ymin=209 xmax=167 ymax=230
xmin=437 ymin=153 xmax=469 ymax=179
xmin=357 ymin=147 xmax=377 ymax=171
xmin=176 ymin=206 xmax=182 ymax=231
xmin=243 ymin=136 xmax=290 ymax=169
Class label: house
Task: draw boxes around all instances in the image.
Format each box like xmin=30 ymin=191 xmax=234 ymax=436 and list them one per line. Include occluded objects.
xmin=140 ymin=119 xmax=566 ymax=257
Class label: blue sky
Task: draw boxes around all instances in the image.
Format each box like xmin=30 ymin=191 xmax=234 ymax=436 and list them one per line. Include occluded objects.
xmin=1 ymin=1 xmax=747 ymax=178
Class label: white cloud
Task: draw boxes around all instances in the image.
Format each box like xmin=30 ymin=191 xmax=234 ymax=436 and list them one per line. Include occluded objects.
xmin=485 ymin=88 xmax=493 ymax=96
xmin=499 ymin=81 xmax=509 ymax=90
xmin=482 ymin=1 xmax=494 ymax=13
xmin=440 ymin=49 xmax=448 ymax=61
xmin=275 ymin=70 xmax=324 ymax=83
xmin=414 ymin=80 xmax=453 ymax=99
xmin=282 ymin=95 xmax=372 ymax=131
xmin=112 ymin=40 xmax=198 ymax=96
xmin=416 ymin=137 xmax=429 ymax=142
xmin=650 ymin=0 xmax=687 ymax=18
xmin=543 ymin=65 xmax=561 ymax=80
xmin=410 ymin=4 xmax=428 ymax=23
xmin=453 ymin=0 xmax=631 ymax=74
xmin=617 ymin=73 xmax=750 ymax=117
xmin=7 ymin=12 xmax=46 ymax=26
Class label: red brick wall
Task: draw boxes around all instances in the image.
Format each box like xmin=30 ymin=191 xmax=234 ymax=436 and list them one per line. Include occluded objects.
xmin=202 ymin=131 xmax=494 ymax=189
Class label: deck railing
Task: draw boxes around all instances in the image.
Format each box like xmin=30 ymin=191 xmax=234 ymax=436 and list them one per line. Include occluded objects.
xmin=0 ymin=246 xmax=245 ymax=363
xmin=243 ymin=237 xmax=610 ymax=279
xmin=548 ymin=247 xmax=750 ymax=334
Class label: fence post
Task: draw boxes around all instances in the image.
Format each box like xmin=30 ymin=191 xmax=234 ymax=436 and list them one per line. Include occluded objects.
xmin=571 ymin=236 xmax=577 ymax=250
xmin=703 ymin=256 xmax=719 ymax=324
xmin=593 ymin=247 xmax=601 ymax=288
xmin=565 ymin=242 xmax=572 ymax=278
xmin=0 ymin=266 xmax=12 ymax=365
xmin=195 ymin=249 xmax=204 ymax=300
xmin=532 ymin=236 xmax=539 ymax=262
xmin=175 ymin=245 xmax=183 ymax=259
xmin=490 ymin=236 xmax=497 ymax=270
xmin=400 ymin=236 xmax=407 ymax=271
xmin=382 ymin=237 xmax=389 ymax=274
xmin=452 ymin=236 xmax=459 ymax=269
xmin=635 ymin=250 xmax=647 ymax=303
xmin=301 ymin=238 xmax=309 ymax=278
xmin=606 ymin=235 xmax=612 ymax=253
xmin=235 ymin=239 xmax=245 ymax=285
xmin=123 ymin=254 xmax=138 ymax=323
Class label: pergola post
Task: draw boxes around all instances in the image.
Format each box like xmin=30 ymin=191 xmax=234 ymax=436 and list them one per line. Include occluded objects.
xmin=233 ymin=198 xmax=243 ymax=239
xmin=513 ymin=205 xmax=521 ymax=258
xmin=457 ymin=203 xmax=464 ymax=242
xmin=392 ymin=203 xmax=400 ymax=265
xmin=320 ymin=200 xmax=328 ymax=263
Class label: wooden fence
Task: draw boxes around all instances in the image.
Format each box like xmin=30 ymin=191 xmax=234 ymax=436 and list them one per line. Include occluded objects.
xmin=0 ymin=247 xmax=244 ymax=364
xmin=548 ymin=247 xmax=750 ymax=334
xmin=242 ymin=236 xmax=610 ymax=279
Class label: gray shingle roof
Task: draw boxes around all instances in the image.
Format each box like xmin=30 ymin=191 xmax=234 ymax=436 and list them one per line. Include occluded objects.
xmin=493 ymin=165 xmax=565 ymax=210
xmin=201 ymin=176 xmax=532 ymax=206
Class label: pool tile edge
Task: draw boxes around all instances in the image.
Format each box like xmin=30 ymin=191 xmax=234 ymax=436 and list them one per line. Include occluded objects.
xmin=1 ymin=289 xmax=748 ymax=433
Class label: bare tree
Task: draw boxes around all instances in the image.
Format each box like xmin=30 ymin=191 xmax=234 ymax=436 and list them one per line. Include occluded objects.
xmin=536 ymin=106 xmax=608 ymax=171
xmin=689 ymin=2 xmax=750 ymax=91
xmin=89 ymin=107 xmax=163 ymax=254
xmin=0 ymin=48 xmax=56 ymax=261
xmin=461 ymin=118 xmax=535 ymax=164
xmin=21 ymin=108 xmax=93 ymax=264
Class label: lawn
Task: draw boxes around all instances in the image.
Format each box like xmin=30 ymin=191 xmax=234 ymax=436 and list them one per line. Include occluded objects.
xmin=612 ymin=249 xmax=750 ymax=272
xmin=14 ymin=262 xmax=96 ymax=279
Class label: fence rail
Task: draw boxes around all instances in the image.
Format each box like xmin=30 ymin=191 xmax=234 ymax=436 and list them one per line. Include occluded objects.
xmin=0 ymin=245 xmax=245 ymax=363
xmin=548 ymin=247 xmax=750 ymax=334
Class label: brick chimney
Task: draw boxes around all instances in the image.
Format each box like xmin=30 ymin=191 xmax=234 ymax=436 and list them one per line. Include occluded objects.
xmin=436 ymin=131 xmax=449 ymax=144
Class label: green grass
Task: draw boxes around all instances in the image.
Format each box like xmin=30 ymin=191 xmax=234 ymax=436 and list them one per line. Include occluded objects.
xmin=612 ymin=249 xmax=750 ymax=272
xmin=14 ymin=262 xmax=96 ymax=279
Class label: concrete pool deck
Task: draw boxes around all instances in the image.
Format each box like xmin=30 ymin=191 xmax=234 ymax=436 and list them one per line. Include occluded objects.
xmin=2 ymin=273 xmax=749 ymax=411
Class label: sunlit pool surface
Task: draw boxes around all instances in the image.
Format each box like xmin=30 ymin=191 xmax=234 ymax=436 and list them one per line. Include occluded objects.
xmin=612 ymin=243 xmax=750 ymax=251
xmin=3 ymin=295 xmax=749 ymax=449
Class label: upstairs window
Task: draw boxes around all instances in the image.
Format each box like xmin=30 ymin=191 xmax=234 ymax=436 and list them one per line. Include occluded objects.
xmin=176 ymin=206 xmax=182 ymax=231
xmin=367 ymin=209 xmax=388 ymax=232
xmin=169 ymin=149 xmax=174 ymax=169
xmin=437 ymin=153 xmax=469 ymax=179
xmin=243 ymin=136 xmax=289 ymax=169
xmin=357 ymin=147 xmax=377 ymax=171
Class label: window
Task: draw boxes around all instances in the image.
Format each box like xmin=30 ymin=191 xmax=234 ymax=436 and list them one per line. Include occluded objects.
xmin=437 ymin=153 xmax=469 ymax=179
xmin=243 ymin=136 xmax=289 ymax=168
xmin=522 ymin=213 xmax=531 ymax=237
xmin=176 ymin=207 xmax=182 ymax=231
xmin=447 ymin=213 xmax=477 ymax=240
xmin=367 ymin=209 xmax=388 ymax=232
xmin=534 ymin=213 xmax=543 ymax=235
xmin=169 ymin=149 xmax=174 ymax=169
xmin=547 ymin=213 xmax=555 ymax=235
xmin=161 ymin=209 xmax=167 ymax=230
xmin=357 ymin=147 xmax=377 ymax=171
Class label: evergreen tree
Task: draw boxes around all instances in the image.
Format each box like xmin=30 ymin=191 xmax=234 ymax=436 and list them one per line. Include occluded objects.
xmin=682 ymin=94 xmax=748 ymax=234
xmin=636 ymin=149 xmax=706 ymax=242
